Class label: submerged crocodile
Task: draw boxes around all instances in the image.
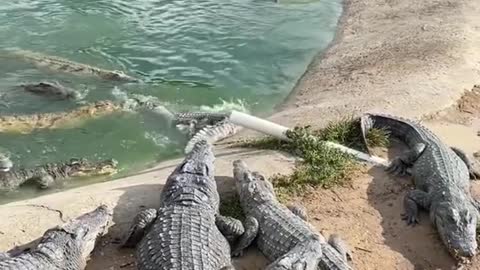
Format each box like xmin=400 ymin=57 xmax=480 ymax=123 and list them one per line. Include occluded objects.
xmin=232 ymin=160 xmax=353 ymax=270
xmin=122 ymin=140 xmax=249 ymax=269
xmin=0 ymin=158 xmax=118 ymax=191
xmin=0 ymin=204 xmax=111 ymax=270
xmin=361 ymin=113 xmax=480 ymax=258
xmin=7 ymin=49 xmax=139 ymax=82
xmin=0 ymin=100 xmax=123 ymax=133
xmin=19 ymin=81 xmax=81 ymax=100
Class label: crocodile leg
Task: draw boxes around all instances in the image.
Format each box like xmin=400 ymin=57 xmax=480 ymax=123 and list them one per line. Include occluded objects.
xmin=450 ymin=147 xmax=480 ymax=180
xmin=402 ymin=189 xmax=431 ymax=226
xmin=231 ymin=216 xmax=259 ymax=257
xmin=287 ymin=204 xmax=308 ymax=221
xmin=328 ymin=234 xmax=352 ymax=262
xmin=386 ymin=143 xmax=426 ymax=176
xmin=220 ymin=266 xmax=236 ymax=270
xmin=265 ymin=235 xmax=323 ymax=270
xmin=216 ymin=214 xmax=245 ymax=244
xmin=121 ymin=208 xmax=158 ymax=248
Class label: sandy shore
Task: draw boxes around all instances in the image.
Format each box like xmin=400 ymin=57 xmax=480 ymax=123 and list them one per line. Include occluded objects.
xmin=2 ymin=0 xmax=480 ymax=269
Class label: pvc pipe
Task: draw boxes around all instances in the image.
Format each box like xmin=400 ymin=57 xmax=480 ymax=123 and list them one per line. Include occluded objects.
xmin=228 ymin=110 xmax=389 ymax=167
xmin=229 ymin=110 xmax=290 ymax=141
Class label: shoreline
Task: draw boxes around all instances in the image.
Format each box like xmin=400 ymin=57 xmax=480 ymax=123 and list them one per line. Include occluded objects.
xmin=2 ymin=0 xmax=480 ymax=269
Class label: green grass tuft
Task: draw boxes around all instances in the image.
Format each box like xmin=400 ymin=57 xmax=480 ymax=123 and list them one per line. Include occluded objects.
xmin=219 ymin=193 xmax=245 ymax=220
xmin=230 ymin=117 xmax=390 ymax=198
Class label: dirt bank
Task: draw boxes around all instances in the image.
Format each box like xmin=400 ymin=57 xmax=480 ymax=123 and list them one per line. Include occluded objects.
xmin=2 ymin=0 xmax=480 ymax=269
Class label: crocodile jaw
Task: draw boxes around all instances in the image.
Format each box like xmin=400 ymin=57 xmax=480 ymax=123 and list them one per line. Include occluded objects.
xmin=435 ymin=202 xmax=478 ymax=258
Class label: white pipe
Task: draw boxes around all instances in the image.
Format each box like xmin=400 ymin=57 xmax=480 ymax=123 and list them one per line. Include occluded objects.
xmin=229 ymin=110 xmax=290 ymax=141
xmin=228 ymin=110 xmax=389 ymax=167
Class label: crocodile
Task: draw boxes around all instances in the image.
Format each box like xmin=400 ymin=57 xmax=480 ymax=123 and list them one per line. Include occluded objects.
xmin=0 ymin=100 xmax=123 ymax=133
xmin=6 ymin=49 xmax=139 ymax=82
xmin=0 ymin=154 xmax=13 ymax=172
xmin=19 ymin=81 xmax=81 ymax=100
xmin=0 ymin=204 xmax=112 ymax=270
xmin=184 ymin=118 xmax=240 ymax=153
xmin=0 ymin=157 xmax=118 ymax=191
xmin=231 ymin=160 xmax=353 ymax=270
xmin=360 ymin=113 xmax=480 ymax=258
xmin=121 ymin=140 xmax=250 ymax=270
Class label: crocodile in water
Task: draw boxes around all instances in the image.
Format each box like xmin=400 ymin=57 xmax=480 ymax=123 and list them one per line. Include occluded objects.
xmin=121 ymin=140 xmax=250 ymax=270
xmin=231 ymin=160 xmax=353 ymax=270
xmin=0 ymin=204 xmax=111 ymax=270
xmin=0 ymin=100 xmax=123 ymax=134
xmin=7 ymin=49 xmax=139 ymax=82
xmin=361 ymin=113 xmax=480 ymax=258
xmin=19 ymin=81 xmax=81 ymax=100
xmin=0 ymin=158 xmax=118 ymax=191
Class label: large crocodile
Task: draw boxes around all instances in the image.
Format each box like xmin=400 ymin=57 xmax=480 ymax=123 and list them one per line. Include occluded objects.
xmin=0 ymin=100 xmax=123 ymax=133
xmin=360 ymin=113 xmax=480 ymax=258
xmin=6 ymin=49 xmax=139 ymax=82
xmin=19 ymin=81 xmax=81 ymax=100
xmin=232 ymin=160 xmax=353 ymax=270
xmin=0 ymin=204 xmax=111 ymax=269
xmin=0 ymin=157 xmax=118 ymax=191
xmin=121 ymin=140 xmax=250 ymax=270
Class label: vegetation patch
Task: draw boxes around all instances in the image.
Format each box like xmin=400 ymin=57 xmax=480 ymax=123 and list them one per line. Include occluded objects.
xmin=219 ymin=192 xmax=245 ymax=220
xmin=231 ymin=117 xmax=389 ymax=198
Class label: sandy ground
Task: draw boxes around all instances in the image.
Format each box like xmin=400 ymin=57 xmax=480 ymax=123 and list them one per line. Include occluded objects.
xmin=1 ymin=0 xmax=480 ymax=269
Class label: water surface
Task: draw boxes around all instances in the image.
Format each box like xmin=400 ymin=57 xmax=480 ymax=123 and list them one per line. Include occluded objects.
xmin=0 ymin=0 xmax=342 ymax=201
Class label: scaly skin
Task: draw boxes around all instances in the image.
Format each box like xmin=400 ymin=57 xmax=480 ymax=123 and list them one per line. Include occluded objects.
xmin=0 ymin=158 xmax=118 ymax=191
xmin=0 ymin=205 xmax=112 ymax=270
xmin=0 ymin=100 xmax=123 ymax=134
xmin=184 ymin=119 xmax=240 ymax=154
xmin=361 ymin=113 xmax=478 ymax=258
xmin=7 ymin=49 xmax=139 ymax=82
xmin=20 ymin=81 xmax=81 ymax=100
xmin=232 ymin=160 xmax=353 ymax=270
xmin=122 ymin=140 xmax=246 ymax=270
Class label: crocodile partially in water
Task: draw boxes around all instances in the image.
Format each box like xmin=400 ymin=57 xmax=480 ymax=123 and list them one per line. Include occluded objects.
xmin=0 ymin=204 xmax=112 ymax=270
xmin=0 ymin=157 xmax=118 ymax=191
xmin=6 ymin=49 xmax=139 ymax=82
xmin=19 ymin=81 xmax=81 ymax=100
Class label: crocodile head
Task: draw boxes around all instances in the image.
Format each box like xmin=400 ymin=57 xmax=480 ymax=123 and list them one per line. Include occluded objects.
xmin=434 ymin=201 xmax=478 ymax=258
xmin=104 ymin=70 xmax=139 ymax=82
xmin=0 ymin=156 xmax=12 ymax=172
xmin=56 ymin=205 xmax=112 ymax=259
xmin=65 ymin=158 xmax=118 ymax=177
xmin=233 ymin=160 xmax=276 ymax=205
xmin=161 ymin=140 xmax=219 ymax=208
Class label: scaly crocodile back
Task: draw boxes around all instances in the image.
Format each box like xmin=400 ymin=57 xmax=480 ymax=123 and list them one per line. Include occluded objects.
xmin=137 ymin=205 xmax=231 ymax=270
xmin=136 ymin=140 xmax=233 ymax=269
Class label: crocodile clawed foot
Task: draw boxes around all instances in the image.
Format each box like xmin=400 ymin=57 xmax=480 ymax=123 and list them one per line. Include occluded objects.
xmin=385 ymin=158 xmax=408 ymax=176
xmin=401 ymin=212 xmax=419 ymax=226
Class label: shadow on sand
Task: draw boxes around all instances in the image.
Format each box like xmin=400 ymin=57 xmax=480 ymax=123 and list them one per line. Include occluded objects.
xmin=365 ymin=141 xmax=456 ymax=269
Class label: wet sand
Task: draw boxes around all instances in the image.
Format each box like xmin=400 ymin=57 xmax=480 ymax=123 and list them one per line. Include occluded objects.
xmin=2 ymin=0 xmax=480 ymax=269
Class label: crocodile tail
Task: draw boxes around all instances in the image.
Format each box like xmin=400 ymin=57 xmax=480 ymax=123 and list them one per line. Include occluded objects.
xmin=184 ymin=120 xmax=239 ymax=154
xmin=360 ymin=113 xmax=375 ymax=155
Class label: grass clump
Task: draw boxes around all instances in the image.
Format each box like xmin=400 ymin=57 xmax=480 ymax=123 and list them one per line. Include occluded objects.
xmin=233 ymin=117 xmax=390 ymax=198
xmin=219 ymin=193 xmax=245 ymax=220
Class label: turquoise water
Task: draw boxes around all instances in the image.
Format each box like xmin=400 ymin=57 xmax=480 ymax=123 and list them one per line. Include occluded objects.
xmin=0 ymin=0 xmax=342 ymax=200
